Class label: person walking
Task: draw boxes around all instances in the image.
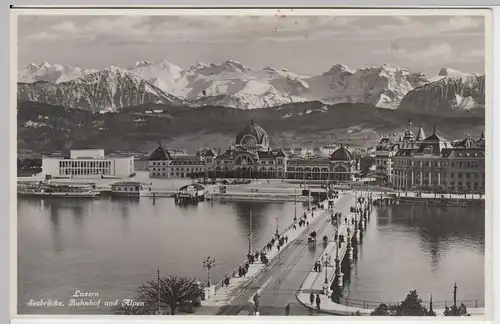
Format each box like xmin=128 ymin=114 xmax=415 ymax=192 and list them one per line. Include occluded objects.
xmin=285 ymin=235 xmax=288 ymax=243
xmin=309 ymin=292 xmax=315 ymax=305
xmin=285 ymin=303 xmax=291 ymax=316
xmin=315 ymin=294 xmax=321 ymax=310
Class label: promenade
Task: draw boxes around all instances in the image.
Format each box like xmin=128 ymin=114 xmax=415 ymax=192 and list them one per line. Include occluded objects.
xmin=296 ymin=293 xmax=486 ymax=317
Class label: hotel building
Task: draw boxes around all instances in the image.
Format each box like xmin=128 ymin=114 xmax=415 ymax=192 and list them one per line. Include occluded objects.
xmin=390 ymin=126 xmax=485 ymax=193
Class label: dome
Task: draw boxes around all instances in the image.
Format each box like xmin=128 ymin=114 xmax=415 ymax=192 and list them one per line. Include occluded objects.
xmin=330 ymin=145 xmax=353 ymax=161
xmin=235 ymin=120 xmax=269 ymax=147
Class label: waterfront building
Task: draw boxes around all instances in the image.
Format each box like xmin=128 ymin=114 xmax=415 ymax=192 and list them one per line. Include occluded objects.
xmin=391 ymin=126 xmax=485 ymax=193
xmin=148 ymin=145 xmax=205 ymax=178
xmin=372 ymin=127 xmax=427 ymax=185
xmin=41 ymin=149 xmax=135 ymax=178
xmin=147 ymin=121 xmax=359 ymax=181
xmin=110 ymin=181 xmax=150 ymax=197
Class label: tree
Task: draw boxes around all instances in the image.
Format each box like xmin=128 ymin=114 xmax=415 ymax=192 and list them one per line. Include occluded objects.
xmin=370 ymin=303 xmax=396 ymax=316
xmin=443 ymin=303 xmax=470 ymax=316
xmin=395 ymin=290 xmax=429 ymax=316
xmin=112 ymin=275 xmax=203 ymax=315
xmin=371 ymin=290 xmax=431 ymax=316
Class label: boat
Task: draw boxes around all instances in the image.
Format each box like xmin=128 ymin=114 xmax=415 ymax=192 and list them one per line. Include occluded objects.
xmin=109 ymin=181 xmax=151 ymax=198
xmin=175 ymin=183 xmax=206 ymax=204
xmin=17 ymin=181 xmax=99 ymax=198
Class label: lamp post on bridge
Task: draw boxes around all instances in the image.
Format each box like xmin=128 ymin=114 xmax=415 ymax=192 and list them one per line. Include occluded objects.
xmin=202 ymin=256 xmax=216 ymax=287
xmin=334 ymin=216 xmax=343 ymax=288
xmin=248 ymin=210 xmax=253 ymax=255
xmin=452 ymin=282 xmax=458 ymax=315
xmin=293 ymin=189 xmax=297 ymax=222
xmin=322 ymin=254 xmax=331 ymax=296
xmin=156 ymin=268 xmax=161 ymax=315
xmin=323 ymin=254 xmax=331 ymax=284
xmin=275 ymin=216 xmax=279 ymax=236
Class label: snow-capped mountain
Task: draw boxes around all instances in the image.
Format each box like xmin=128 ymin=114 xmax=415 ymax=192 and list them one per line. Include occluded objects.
xmin=129 ymin=60 xmax=184 ymax=93
xmin=397 ymin=74 xmax=485 ymax=115
xmin=166 ymin=60 xmax=308 ymax=109
xmin=17 ymin=62 xmax=97 ymax=84
xmin=302 ymin=64 xmax=429 ymax=109
xmin=17 ymin=60 xmax=485 ymax=114
xmin=129 ymin=61 xmax=429 ymax=109
xmin=17 ymin=66 xmax=185 ymax=112
xmin=428 ymin=67 xmax=478 ymax=82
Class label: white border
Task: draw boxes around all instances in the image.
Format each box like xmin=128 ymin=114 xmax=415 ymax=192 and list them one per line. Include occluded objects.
xmin=8 ymin=5 xmax=496 ymax=324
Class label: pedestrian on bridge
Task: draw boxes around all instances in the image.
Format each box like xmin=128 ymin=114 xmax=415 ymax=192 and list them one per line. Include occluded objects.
xmin=277 ymin=244 xmax=281 ymax=252
xmin=285 ymin=235 xmax=288 ymax=243
xmin=285 ymin=303 xmax=290 ymax=316
xmin=316 ymin=294 xmax=321 ymax=310
xmin=238 ymin=266 xmax=244 ymax=277
xmin=309 ymin=292 xmax=315 ymax=305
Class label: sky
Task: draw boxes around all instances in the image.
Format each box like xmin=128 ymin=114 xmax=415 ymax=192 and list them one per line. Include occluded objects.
xmin=16 ymin=13 xmax=486 ymax=76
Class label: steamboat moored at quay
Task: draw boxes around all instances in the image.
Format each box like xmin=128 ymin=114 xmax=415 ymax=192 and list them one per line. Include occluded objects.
xmin=17 ymin=179 xmax=99 ymax=198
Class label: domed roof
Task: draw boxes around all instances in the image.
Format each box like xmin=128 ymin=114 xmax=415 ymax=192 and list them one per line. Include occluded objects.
xmin=330 ymin=145 xmax=353 ymax=161
xmin=235 ymin=120 xmax=269 ymax=146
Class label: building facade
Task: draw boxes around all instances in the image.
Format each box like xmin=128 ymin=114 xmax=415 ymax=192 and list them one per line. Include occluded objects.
xmin=373 ymin=127 xmax=427 ymax=185
xmin=42 ymin=149 xmax=135 ymax=178
xmin=148 ymin=146 xmax=205 ymax=178
xmin=391 ymin=128 xmax=485 ymax=193
xmin=148 ymin=121 xmax=359 ymax=181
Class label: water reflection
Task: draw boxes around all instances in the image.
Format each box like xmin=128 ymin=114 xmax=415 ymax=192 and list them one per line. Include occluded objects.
xmin=232 ymin=201 xmax=273 ymax=235
xmin=343 ymin=205 xmax=485 ymax=304
xmin=48 ymin=201 xmax=62 ymax=253
xmin=380 ymin=205 xmax=485 ymax=258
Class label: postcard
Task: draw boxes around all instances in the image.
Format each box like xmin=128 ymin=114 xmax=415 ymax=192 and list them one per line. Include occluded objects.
xmin=10 ymin=6 xmax=492 ymax=321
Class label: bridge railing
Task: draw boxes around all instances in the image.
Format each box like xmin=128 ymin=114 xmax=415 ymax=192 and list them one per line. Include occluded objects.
xmin=338 ymin=297 xmax=484 ymax=310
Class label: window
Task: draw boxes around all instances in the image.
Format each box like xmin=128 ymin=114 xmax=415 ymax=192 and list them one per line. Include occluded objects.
xmin=458 ymin=173 xmax=463 ymax=179
xmin=451 ymin=163 xmax=455 ymax=168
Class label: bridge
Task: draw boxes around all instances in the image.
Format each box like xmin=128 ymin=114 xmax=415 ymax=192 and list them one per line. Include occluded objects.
xmin=197 ymin=190 xmax=485 ymax=317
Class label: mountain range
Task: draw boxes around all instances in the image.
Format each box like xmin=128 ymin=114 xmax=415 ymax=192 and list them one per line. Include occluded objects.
xmin=17 ymin=61 xmax=485 ymax=116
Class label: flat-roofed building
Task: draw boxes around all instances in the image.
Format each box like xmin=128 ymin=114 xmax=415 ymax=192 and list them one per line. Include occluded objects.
xmin=42 ymin=149 xmax=135 ymax=178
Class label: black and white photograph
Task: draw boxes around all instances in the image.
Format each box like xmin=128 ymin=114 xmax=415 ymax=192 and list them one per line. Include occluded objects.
xmin=12 ymin=7 xmax=490 ymax=318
